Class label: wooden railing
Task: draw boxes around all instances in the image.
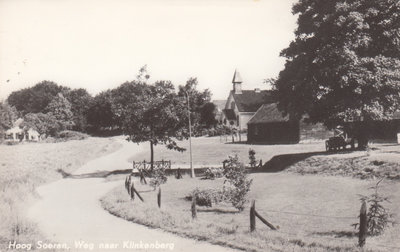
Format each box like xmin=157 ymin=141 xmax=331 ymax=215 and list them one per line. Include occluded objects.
xmin=132 ymin=160 xmax=171 ymax=171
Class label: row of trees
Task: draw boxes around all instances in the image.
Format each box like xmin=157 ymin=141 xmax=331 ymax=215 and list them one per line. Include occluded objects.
xmin=0 ymin=66 xmax=218 ymax=164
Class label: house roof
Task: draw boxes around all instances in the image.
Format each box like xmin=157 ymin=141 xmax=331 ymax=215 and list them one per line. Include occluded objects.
xmin=247 ymin=103 xmax=289 ymax=124
xmin=232 ymin=90 xmax=276 ymax=112
xmin=223 ymin=109 xmax=236 ymax=120
xmin=232 ymin=70 xmax=242 ymax=83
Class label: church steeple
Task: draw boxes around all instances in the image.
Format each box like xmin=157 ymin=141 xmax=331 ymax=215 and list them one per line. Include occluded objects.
xmin=232 ymin=69 xmax=242 ymax=94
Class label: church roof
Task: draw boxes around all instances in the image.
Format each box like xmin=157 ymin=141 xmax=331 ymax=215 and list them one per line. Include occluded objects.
xmin=248 ymin=103 xmax=289 ymax=124
xmin=232 ymin=70 xmax=243 ymax=83
xmin=231 ymin=90 xmax=276 ymax=112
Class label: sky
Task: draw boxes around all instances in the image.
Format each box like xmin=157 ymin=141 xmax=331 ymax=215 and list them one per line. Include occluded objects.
xmin=0 ymin=0 xmax=298 ymax=101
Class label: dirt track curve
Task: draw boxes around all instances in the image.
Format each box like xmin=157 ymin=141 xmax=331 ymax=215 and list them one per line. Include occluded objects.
xmin=28 ymin=138 xmax=235 ymax=252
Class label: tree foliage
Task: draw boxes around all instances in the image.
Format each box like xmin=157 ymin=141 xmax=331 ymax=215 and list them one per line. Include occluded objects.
xmin=177 ymin=78 xmax=212 ymax=132
xmin=64 ymin=88 xmax=93 ymax=132
xmin=0 ymin=102 xmax=18 ymax=141
xmin=200 ymin=102 xmax=217 ymax=128
xmin=21 ymin=113 xmax=58 ymax=137
xmin=87 ymin=90 xmax=117 ymax=131
xmin=45 ymin=93 xmax=74 ymax=131
xmin=114 ymin=68 xmax=189 ymax=168
xmin=0 ymin=102 xmax=18 ymax=131
xmin=275 ymin=0 xmax=400 ymax=146
xmin=7 ymin=81 xmax=68 ymax=114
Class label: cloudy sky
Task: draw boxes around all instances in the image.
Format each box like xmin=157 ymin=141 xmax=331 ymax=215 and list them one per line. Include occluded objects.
xmin=0 ymin=0 xmax=297 ymax=101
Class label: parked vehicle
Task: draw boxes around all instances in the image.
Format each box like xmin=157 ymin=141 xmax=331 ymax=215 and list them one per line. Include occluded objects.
xmin=325 ymin=126 xmax=355 ymax=151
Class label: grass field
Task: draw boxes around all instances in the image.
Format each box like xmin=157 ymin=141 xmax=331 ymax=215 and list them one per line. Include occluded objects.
xmin=129 ymin=136 xmax=324 ymax=167
xmin=101 ymin=173 xmax=400 ymax=251
xmin=0 ymin=137 xmax=121 ymax=251
xmin=104 ymin=139 xmax=400 ymax=252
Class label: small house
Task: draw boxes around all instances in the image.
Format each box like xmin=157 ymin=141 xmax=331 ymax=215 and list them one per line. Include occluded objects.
xmin=4 ymin=118 xmax=40 ymax=142
xmin=247 ymin=103 xmax=300 ymax=144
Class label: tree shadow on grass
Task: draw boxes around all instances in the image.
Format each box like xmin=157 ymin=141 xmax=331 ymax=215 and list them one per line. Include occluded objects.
xmin=312 ymin=230 xmax=357 ymax=238
xmin=249 ymin=150 xmax=361 ymax=173
xmin=57 ymin=168 xmax=132 ymax=179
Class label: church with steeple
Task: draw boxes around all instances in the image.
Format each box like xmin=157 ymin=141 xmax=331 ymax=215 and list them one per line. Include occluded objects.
xmin=221 ymin=70 xmax=276 ymax=130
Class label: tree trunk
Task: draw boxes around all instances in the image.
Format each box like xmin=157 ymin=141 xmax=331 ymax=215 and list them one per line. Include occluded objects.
xmin=150 ymin=140 xmax=154 ymax=171
xmin=355 ymin=122 xmax=369 ymax=150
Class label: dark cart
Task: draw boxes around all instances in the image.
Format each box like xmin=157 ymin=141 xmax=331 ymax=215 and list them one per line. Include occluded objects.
xmin=325 ymin=126 xmax=355 ymax=151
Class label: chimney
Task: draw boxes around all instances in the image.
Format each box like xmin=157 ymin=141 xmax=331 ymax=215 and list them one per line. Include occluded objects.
xmin=254 ymin=88 xmax=260 ymax=93
xmin=232 ymin=70 xmax=242 ymax=94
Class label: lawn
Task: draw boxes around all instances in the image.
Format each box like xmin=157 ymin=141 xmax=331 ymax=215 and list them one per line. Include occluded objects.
xmin=0 ymin=137 xmax=121 ymax=251
xmin=101 ymin=174 xmax=399 ymax=251
xmin=103 ymin=140 xmax=400 ymax=252
xmin=128 ymin=136 xmax=325 ymax=167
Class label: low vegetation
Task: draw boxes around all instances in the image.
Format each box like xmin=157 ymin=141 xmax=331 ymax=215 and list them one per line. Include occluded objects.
xmin=286 ymin=154 xmax=400 ymax=180
xmin=0 ymin=137 xmax=121 ymax=251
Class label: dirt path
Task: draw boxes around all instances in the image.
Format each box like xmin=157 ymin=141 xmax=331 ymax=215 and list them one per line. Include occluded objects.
xmin=28 ymin=138 xmax=235 ymax=252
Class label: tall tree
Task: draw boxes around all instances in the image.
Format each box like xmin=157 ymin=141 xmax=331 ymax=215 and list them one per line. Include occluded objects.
xmin=115 ymin=72 xmax=187 ymax=169
xmin=65 ymin=88 xmax=93 ymax=132
xmin=87 ymin=90 xmax=117 ymax=131
xmin=21 ymin=113 xmax=58 ymax=137
xmin=177 ymin=78 xmax=212 ymax=132
xmin=7 ymin=81 xmax=69 ymax=114
xmin=200 ymin=102 xmax=217 ymax=128
xmin=45 ymin=93 xmax=75 ymax=131
xmin=275 ymin=0 xmax=400 ymax=148
xmin=0 ymin=102 xmax=18 ymax=141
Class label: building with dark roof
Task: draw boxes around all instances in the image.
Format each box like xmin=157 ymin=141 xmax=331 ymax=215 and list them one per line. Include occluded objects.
xmin=247 ymin=104 xmax=300 ymax=144
xmin=221 ymin=70 xmax=275 ymax=130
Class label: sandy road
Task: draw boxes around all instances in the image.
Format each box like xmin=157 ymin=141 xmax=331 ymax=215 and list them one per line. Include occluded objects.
xmin=28 ymin=138 xmax=235 ymax=252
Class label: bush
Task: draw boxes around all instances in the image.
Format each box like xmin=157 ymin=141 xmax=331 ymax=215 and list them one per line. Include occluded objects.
xmin=223 ymin=155 xmax=253 ymax=211
xmin=149 ymin=167 xmax=167 ymax=190
xmin=55 ymin=130 xmax=89 ymax=141
xmin=186 ymin=188 xmax=225 ymax=207
xmin=203 ymin=167 xmax=224 ymax=180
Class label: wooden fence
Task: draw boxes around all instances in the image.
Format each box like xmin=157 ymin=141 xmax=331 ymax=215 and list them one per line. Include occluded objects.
xmin=132 ymin=160 xmax=171 ymax=171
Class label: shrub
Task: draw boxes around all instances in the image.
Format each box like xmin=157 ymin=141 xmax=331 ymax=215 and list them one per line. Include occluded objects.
xmin=55 ymin=130 xmax=89 ymax=141
xmin=355 ymin=179 xmax=396 ymax=236
xmin=149 ymin=167 xmax=167 ymax=190
xmin=222 ymin=155 xmax=253 ymax=211
xmin=203 ymin=167 xmax=224 ymax=180
xmin=186 ymin=188 xmax=225 ymax=207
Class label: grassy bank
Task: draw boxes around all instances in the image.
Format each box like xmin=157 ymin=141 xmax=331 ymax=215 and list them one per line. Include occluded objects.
xmin=0 ymin=137 xmax=122 ymax=251
xmin=101 ymin=172 xmax=399 ymax=252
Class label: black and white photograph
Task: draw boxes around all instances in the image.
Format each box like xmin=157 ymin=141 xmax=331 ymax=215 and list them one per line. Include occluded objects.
xmin=0 ymin=0 xmax=399 ymax=251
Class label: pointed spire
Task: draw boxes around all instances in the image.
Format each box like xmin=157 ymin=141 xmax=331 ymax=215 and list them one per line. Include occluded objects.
xmin=232 ymin=69 xmax=243 ymax=83
xmin=232 ymin=69 xmax=243 ymax=94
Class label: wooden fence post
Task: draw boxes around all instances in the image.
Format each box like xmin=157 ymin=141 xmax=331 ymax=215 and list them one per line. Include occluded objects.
xmin=191 ymin=194 xmax=197 ymax=219
xmin=157 ymin=187 xmax=161 ymax=208
xmin=255 ymin=210 xmax=277 ymax=230
xmin=130 ymin=182 xmax=135 ymax=201
xmin=176 ymin=168 xmax=182 ymax=179
xmin=250 ymin=200 xmax=256 ymax=232
xmin=359 ymin=200 xmax=367 ymax=247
